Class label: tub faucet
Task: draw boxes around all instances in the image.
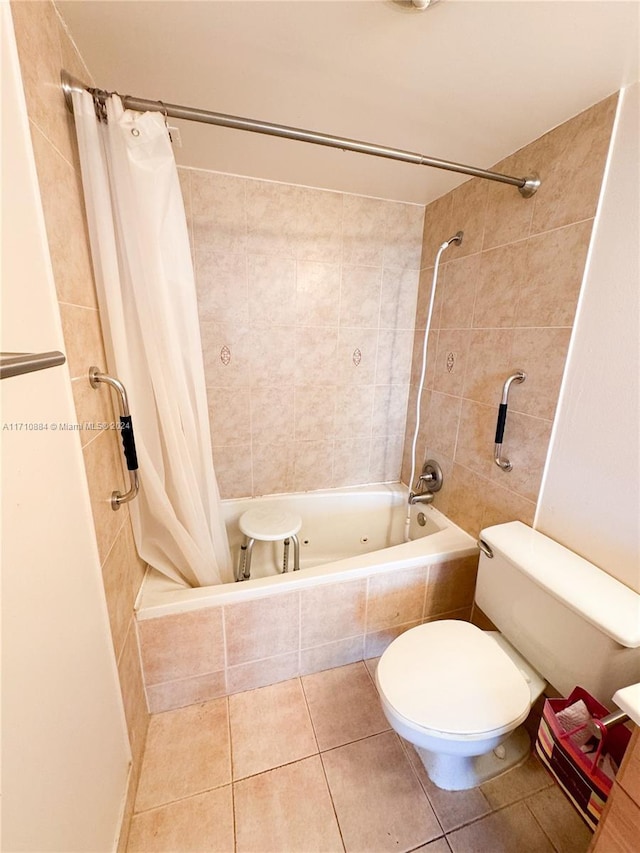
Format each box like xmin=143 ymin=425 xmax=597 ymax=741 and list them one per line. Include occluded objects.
xmin=408 ymin=459 xmax=444 ymax=506
xmin=409 ymin=491 xmax=435 ymax=505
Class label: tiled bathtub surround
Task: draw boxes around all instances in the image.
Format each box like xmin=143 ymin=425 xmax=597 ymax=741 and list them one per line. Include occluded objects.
xmin=137 ymin=554 xmax=477 ymax=712
xmin=402 ymin=95 xmax=618 ymax=539
xmin=179 ymin=168 xmax=425 ymax=497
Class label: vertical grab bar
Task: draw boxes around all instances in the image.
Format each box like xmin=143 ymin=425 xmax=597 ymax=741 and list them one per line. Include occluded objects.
xmin=494 ymin=371 xmax=526 ymax=471
xmin=89 ymin=367 xmax=139 ymax=510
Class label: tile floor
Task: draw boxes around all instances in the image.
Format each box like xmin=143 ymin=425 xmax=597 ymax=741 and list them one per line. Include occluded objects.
xmin=126 ymin=659 xmax=593 ymax=852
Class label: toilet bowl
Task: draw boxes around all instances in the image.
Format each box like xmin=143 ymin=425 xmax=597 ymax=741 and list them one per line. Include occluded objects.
xmin=377 ymin=521 xmax=640 ymax=791
xmin=376 ymin=620 xmax=546 ymax=790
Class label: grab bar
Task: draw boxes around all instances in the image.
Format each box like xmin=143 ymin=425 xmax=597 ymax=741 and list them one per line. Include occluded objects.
xmin=1 ymin=350 xmax=65 ymax=380
xmin=89 ymin=367 xmax=139 ymax=510
xmin=494 ymin=371 xmax=526 ymax=471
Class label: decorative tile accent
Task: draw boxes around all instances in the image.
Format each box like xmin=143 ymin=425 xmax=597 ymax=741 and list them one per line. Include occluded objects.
xmin=220 ymin=345 xmax=231 ymax=364
xmin=352 ymin=347 xmax=362 ymax=366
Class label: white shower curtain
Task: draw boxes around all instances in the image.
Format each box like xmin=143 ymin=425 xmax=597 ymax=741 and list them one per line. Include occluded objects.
xmin=72 ymin=91 xmax=232 ymax=587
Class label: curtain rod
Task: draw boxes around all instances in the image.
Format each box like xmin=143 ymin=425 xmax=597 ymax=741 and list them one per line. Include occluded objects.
xmin=61 ymin=70 xmax=540 ymax=197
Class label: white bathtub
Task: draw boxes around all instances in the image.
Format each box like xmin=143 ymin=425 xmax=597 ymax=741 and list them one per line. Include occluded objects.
xmin=137 ymin=484 xmax=477 ymax=619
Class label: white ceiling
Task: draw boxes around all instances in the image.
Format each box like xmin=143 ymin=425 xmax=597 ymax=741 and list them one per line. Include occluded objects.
xmin=58 ymin=0 xmax=640 ymax=204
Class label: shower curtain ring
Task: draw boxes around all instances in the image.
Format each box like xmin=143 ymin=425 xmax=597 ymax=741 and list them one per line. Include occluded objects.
xmin=157 ymin=100 xmax=169 ymax=127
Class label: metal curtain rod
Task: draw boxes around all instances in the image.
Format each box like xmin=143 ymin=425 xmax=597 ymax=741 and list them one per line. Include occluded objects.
xmin=61 ymin=70 xmax=540 ymax=197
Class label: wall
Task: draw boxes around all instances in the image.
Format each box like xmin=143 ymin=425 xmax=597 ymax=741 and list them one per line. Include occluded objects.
xmin=2 ymin=7 xmax=129 ymax=848
xmin=401 ymin=95 xmax=618 ymax=540
xmin=180 ymin=167 xmax=424 ymax=498
xmin=10 ymin=1 xmax=149 ymax=845
xmin=537 ymin=84 xmax=639 ymax=592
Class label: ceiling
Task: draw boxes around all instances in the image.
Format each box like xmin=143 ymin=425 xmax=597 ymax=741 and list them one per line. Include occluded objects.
xmin=58 ymin=0 xmax=640 ymax=204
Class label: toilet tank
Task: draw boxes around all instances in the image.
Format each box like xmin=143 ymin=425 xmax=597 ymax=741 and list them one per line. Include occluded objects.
xmin=476 ymin=522 xmax=640 ymax=706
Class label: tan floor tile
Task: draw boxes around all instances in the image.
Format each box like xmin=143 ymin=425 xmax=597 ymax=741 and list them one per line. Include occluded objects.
xmin=127 ymin=787 xmax=233 ymax=852
xmin=322 ymin=732 xmax=442 ymax=852
xmin=364 ymin=656 xmax=380 ymax=682
xmin=412 ymin=839 xmax=451 ymax=853
xmin=480 ymin=752 xmax=553 ymax=810
xmin=135 ymin=699 xmax=231 ymax=812
xmin=401 ymin=741 xmax=492 ymax=833
xmin=234 ymin=755 xmax=343 ymax=852
xmin=229 ymin=678 xmax=318 ymax=779
xmin=302 ymin=662 xmax=390 ymax=751
xmin=525 ymin=785 xmax=593 ymax=852
xmin=447 ymin=801 xmax=555 ymax=853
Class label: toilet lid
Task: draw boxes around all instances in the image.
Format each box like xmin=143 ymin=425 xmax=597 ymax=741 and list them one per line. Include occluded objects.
xmin=377 ymin=621 xmax=532 ymax=738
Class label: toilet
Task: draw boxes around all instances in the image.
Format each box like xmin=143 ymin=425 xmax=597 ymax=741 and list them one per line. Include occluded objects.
xmin=376 ymin=521 xmax=640 ymax=791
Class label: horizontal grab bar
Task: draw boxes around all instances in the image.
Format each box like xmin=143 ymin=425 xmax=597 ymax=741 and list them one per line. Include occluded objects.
xmin=1 ymin=350 xmax=65 ymax=380
xmin=89 ymin=367 xmax=139 ymax=510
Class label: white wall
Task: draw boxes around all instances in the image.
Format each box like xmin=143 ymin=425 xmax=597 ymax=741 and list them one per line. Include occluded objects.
xmin=537 ymin=83 xmax=640 ymax=592
xmin=1 ymin=8 xmax=130 ymax=850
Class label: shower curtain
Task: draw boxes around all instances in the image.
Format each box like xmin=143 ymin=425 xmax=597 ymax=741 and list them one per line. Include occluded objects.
xmin=72 ymin=91 xmax=232 ymax=587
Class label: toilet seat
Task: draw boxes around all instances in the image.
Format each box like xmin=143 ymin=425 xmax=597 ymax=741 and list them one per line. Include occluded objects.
xmin=376 ymin=620 xmax=532 ymax=741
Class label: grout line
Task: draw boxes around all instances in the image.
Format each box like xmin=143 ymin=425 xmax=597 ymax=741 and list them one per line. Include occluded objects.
xmin=131 ymin=618 xmax=152 ymax=721
xmin=132 ymin=780 xmax=234 ymax=817
xmin=57 ymin=299 xmax=99 ymax=312
xmin=395 ymin=733 xmax=447 ymax=839
xmin=225 ymin=694 xmax=238 ymax=853
xmin=521 ymin=797 xmax=563 ymax=853
xmin=99 ymin=511 xmax=129 ymax=571
xmin=53 ymin=3 xmax=95 ymax=88
xmin=299 ymin=674 xmax=322 ymax=755
xmin=27 ymin=115 xmax=78 ymax=174
xmin=317 ymin=751 xmax=347 ymax=853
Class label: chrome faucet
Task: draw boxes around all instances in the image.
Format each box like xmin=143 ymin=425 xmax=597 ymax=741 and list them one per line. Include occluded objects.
xmin=409 ymin=490 xmax=435 ymax=505
xmin=408 ymin=459 xmax=444 ymax=506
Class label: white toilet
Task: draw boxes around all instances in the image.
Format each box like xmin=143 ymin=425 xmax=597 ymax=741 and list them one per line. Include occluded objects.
xmin=376 ymin=521 xmax=640 ymax=791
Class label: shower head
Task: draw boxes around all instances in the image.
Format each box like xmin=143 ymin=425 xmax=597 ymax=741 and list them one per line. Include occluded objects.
xmin=447 ymin=231 xmax=464 ymax=247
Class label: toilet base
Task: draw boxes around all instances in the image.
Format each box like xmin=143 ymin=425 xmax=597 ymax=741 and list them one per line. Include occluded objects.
xmin=416 ymin=726 xmax=531 ymax=791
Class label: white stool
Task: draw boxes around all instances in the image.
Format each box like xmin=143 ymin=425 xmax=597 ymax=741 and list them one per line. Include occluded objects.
xmin=236 ymin=507 xmax=302 ymax=581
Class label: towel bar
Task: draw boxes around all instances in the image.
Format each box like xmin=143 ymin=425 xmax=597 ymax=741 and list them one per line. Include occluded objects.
xmin=1 ymin=350 xmax=65 ymax=380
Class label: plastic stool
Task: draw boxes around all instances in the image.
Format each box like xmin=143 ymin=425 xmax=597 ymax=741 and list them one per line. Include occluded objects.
xmin=236 ymin=507 xmax=302 ymax=581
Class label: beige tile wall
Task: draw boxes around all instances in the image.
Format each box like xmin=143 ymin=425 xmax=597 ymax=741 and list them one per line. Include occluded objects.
xmin=402 ymin=95 xmax=618 ymax=540
xmin=138 ymin=554 xmax=478 ymax=712
xmin=10 ymin=3 xmax=150 ymax=846
xmin=179 ymin=168 xmax=425 ymax=498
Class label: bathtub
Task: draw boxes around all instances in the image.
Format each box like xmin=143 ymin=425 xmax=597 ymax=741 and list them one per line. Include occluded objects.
xmin=135 ymin=484 xmax=479 ymax=712
xmin=137 ymin=484 xmax=477 ymax=615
